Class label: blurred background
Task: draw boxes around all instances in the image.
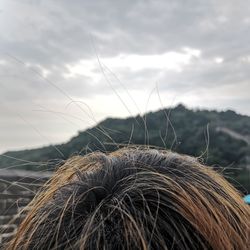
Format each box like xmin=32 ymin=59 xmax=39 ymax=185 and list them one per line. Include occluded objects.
xmin=0 ymin=0 xmax=249 ymax=193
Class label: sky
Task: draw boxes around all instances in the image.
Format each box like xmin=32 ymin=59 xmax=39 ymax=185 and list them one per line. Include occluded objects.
xmin=0 ymin=0 xmax=250 ymax=153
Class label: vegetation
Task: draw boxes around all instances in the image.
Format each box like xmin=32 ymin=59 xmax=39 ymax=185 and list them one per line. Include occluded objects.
xmin=1 ymin=104 xmax=249 ymax=193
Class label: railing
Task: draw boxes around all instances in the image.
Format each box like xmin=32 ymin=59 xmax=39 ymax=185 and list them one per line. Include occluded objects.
xmin=0 ymin=170 xmax=51 ymax=245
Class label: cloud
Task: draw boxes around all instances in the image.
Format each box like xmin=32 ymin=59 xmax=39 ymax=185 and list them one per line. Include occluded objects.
xmin=0 ymin=0 xmax=250 ymax=152
xmin=1 ymin=0 xmax=249 ymax=62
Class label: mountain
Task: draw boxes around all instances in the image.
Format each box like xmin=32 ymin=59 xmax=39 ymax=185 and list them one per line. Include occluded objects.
xmin=1 ymin=104 xmax=250 ymax=192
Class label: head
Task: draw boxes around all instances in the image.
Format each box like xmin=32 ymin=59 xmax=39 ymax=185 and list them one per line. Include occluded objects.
xmin=8 ymin=148 xmax=250 ymax=249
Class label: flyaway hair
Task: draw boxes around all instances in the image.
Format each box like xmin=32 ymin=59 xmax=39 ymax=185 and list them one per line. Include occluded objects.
xmin=7 ymin=148 xmax=250 ymax=250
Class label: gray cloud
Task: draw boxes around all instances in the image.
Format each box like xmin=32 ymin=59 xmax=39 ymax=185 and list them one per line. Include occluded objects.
xmin=0 ymin=0 xmax=250 ymax=153
xmin=1 ymin=0 xmax=250 ymax=63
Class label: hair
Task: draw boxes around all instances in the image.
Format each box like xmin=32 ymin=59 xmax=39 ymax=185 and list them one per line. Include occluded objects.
xmin=7 ymin=148 xmax=250 ymax=250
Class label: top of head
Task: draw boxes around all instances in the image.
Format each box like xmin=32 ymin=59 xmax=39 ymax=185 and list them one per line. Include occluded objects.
xmin=8 ymin=148 xmax=250 ymax=250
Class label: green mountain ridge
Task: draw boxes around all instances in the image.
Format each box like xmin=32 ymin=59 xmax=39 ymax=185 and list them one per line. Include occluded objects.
xmin=1 ymin=104 xmax=250 ymax=192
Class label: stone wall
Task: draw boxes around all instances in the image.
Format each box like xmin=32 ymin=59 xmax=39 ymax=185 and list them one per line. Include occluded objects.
xmin=0 ymin=169 xmax=51 ymax=246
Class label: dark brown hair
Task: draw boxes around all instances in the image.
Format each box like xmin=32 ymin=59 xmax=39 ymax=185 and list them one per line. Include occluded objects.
xmin=8 ymin=148 xmax=250 ymax=249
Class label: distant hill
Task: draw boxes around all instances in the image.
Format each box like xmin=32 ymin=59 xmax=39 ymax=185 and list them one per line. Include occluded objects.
xmin=1 ymin=104 xmax=250 ymax=192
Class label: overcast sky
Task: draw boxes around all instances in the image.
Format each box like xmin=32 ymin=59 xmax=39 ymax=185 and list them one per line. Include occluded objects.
xmin=0 ymin=0 xmax=250 ymax=153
